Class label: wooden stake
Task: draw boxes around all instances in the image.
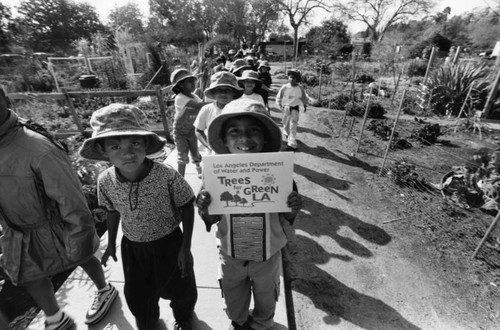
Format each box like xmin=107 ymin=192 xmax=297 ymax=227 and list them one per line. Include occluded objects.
xmin=472 ymin=212 xmax=500 ymax=259
xmin=454 ymin=83 xmax=475 ymax=133
xmin=379 ymin=89 xmax=407 ymax=176
xmin=61 ymin=88 xmax=84 ymax=133
xmin=354 ymin=88 xmax=373 ymax=154
xmin=155 ymin=85 xmax=172 ymax=143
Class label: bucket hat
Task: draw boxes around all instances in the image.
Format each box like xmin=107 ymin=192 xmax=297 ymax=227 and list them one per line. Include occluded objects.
xmin=170 ymin=68 xmax=197 ymax=91
xmin=230 ymin=58 xmax=251 ymax=75
xmin=79 ymin=104 xmax=166 ymax=161
xmin=207 ymin=99 xmax=282 ymax=154
xmin=237 ymin=70 xmax=262 ymax=88
xmin=204 ymin=71 xmax=243 ymax=100
xmin=258 ymin=60 xmax=270 ymax=70
xmin=228 ymin=49 xmax=236 ymax=55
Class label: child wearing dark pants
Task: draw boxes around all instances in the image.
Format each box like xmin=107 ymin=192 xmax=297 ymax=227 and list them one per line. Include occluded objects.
xmin=122 ymin=229 xmax=197 ymax=329
xmin=79 ymin=103 xmax=197 ymax=330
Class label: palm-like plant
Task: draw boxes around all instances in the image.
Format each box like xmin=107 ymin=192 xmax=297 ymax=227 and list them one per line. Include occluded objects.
xmin=426 ymin=61 xmax=491 ymax=116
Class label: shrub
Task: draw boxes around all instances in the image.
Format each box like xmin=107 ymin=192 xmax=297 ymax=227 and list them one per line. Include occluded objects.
xmin=426 ymin=61 xmax=490 ymax=116
xmin=345 ymin=100 xmax=385 ymax=118
xmin=355 ymin=73 xmax=374 ymax=84
xmin=406 ymin=59 xmax=427 ymax=77
xmin=410 ymin=123 xmax=442 ymax=144
xmin=325 ymin=93 xmax=351 ymax=110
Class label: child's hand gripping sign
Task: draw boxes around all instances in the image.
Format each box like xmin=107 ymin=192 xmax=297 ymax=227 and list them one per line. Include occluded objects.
xmin=203 ymin=152 xmax=294 ymax=214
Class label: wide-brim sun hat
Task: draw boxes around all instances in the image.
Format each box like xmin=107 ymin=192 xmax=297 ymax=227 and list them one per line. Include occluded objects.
xmin=204 ymin=71 xmax=243 ymax=100
xmin=170 ymin=68 xmax=197 ymax=90
xmin=79 ymin=103 xmax=166 ymax=161
xmin=237 ymin=70 xmax=262 ymax=88
xmin=207 ymin=98 xmax=282 ymax=154
xmin=228 ymin=49 xmax=236 ymax=55
xmin=230 ymin=58 xmax=251 ymax=75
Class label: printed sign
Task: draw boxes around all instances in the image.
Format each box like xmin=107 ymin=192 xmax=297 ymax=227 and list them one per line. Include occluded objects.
xmin=203 ymin=152 xmax=294 ymax=214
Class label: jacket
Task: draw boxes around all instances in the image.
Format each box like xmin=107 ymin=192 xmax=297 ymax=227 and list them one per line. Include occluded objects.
xmin=0 ymin=111 xmax=99 ymax=285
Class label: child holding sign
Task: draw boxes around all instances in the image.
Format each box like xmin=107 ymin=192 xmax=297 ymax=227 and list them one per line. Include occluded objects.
xmin=196 ymin=99 xmax=302 ymax=330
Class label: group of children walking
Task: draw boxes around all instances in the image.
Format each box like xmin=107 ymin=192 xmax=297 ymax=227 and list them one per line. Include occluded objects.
xmin=0 ymin=61 xmax=307 ymax=330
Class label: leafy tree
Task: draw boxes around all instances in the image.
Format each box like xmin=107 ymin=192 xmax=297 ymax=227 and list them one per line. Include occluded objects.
xmin=0 ymin=3 xmax=14 ymax=52
xmin=233 ymin=194 xmax=241 ymax=206
xmin=305 ymin=18 xmax=350 ymax=57
xmin=149 ymin=0 xmax=205 ymax=45
xmin=108 ymin=3 xmax=145 ymax=36
xmin=468 ymin=8 xmax=500 ymax=50
xmin=220 ymin=191 xmax=234 ymax=206
xmin=240 ymin=198 xmax=248 ymax=206
xmin=16 ymin=0 xmax=106 ymax=53
xmin=335 ymin=0 xmax=433 ymax=42
xmin=273 ymin=0 xmax=331 ymax=63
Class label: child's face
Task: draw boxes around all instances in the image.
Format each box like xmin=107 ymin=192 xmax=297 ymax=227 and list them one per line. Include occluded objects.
xmin=260 ymin=67 xmax=269 ymax=73
xmin=242 ymin=80 xmax=255 ymax=94
xmin=102 ymin=136 xmax=147 ymax=179
xmin=213 ymin=87 xmax=236 ymax=107
xmin=223 ymin=115 xmax=266 ymax=153
xmin=180 ymin=77 xmax=197 ymax=94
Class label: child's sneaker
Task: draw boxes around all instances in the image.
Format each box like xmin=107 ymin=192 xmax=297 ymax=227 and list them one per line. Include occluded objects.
xmin=45 ymin=312 xmax=74 ymax=330
xmin=196 ymin=165 xmax=203 ymax=179
xmin=85 ymin=284 xmax=118 ymax=324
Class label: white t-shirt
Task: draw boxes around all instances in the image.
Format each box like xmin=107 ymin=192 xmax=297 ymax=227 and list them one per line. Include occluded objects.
xmin=194 ymin=102 xmax=224 ymax=132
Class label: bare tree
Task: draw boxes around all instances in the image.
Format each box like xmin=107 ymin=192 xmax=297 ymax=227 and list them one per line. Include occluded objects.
xmin=272 ymin=0 xmax=332 ymax=65
xmin=335 ymin=0 xmax=433 ymax=42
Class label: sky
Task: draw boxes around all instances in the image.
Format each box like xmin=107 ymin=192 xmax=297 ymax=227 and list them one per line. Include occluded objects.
xmin=1 ymin=0 xmax=494 ymax=29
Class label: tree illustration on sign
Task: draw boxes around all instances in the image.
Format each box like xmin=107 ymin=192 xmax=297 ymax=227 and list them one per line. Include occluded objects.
xmin=233 ymin=194 xmax=241 ymax=206
xmin=220 ymin=191 xmax=234 ymax=206
xmin=240 ymin=198 xmax=248 ymax=207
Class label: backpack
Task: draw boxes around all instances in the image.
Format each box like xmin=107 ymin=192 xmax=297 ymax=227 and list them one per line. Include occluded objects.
xmin=18 ymin=118 xmax=69 ymax=154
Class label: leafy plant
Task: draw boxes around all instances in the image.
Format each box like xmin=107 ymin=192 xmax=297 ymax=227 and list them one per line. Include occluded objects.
xmin=426 ymin=61 xmax=490 ymax=116
xmin=406 ymin=59 xmax=427 ymax=77
xmin=410 ymin=123 xmax=442 ymax=144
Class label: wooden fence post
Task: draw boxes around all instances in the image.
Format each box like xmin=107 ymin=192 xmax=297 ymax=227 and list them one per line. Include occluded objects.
xmin=318 ymin=65 xmax=323 ymax=101
xmin=61 ymin=88 xmax=84 ymax=133
xmin=155 ymin=85 xmax=172 ymax=143
xmin=379 ymin=89 xmax=407 ymax=176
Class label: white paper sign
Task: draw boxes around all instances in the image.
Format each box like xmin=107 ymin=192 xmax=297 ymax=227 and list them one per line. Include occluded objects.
xmin=203 ymin=152 xmax=294 ymax=215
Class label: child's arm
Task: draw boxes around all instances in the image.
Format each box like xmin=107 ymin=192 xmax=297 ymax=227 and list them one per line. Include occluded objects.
xmin=101 ymin=211 xmax=120 ymax=267
xmin=195 ymin=129 xmax=212 ymax=153
xmin=276 ymin=86 xmax=284 ymax=108
xmin=184 ymin=98 xmax=211 ymax=111
xmin=178 ymin=199 xmax=195 ymax=278
xmin=196 ymin=190 xmax=221 ymax=232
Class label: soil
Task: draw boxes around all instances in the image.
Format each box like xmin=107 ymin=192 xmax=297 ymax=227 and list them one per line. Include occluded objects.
xmin=268 ymin=73 xmax=500 ymax=329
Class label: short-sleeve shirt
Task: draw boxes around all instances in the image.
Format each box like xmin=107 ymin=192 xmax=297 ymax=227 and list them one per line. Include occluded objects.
xmin=240 ymin=93 xmax=264 ymax=105
xmin=193 ymin=103 xmax=223 ymax=133
xmin=173 ymin=93 xmax=202 ymax=136
xmin=97 ymin=161 xmax=194 ymax=242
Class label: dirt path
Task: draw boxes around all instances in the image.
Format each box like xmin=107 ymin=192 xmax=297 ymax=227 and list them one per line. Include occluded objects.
xmin=268 ymin=76 xmax=497 ymax=330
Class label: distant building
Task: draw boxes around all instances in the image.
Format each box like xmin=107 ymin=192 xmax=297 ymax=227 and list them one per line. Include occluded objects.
xmin=259 ymin=36 xmax=307 ymax=60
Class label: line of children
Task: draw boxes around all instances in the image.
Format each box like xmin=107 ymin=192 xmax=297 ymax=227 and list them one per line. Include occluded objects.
xmin=79 ymin=104 xmax=197 ymax=330
xmin=276 ymin=69 xmax=309 ymax=151
xmin=171 ymin=68 xmax=209 ymax=178
xmin=196 ymin=99 xmax=303 ymax=330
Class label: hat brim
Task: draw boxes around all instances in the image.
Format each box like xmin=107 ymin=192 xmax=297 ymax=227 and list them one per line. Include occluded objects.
xmin=172 ymin=74 xmax=197 ymax=90
xmin=79 ymin=129 xmax=166 ymax=161
xmin=204 ymin=85 xmax=243 ymax=100
xmin=207 ymin=111 xmax=282 ymax=154
xmin=232 ymin=65 xmax=251 ymax=74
